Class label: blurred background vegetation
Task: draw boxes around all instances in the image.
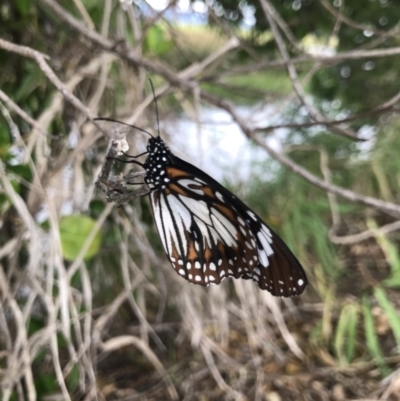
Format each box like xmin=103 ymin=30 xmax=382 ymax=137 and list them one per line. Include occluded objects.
xmin=1 ymin=0 xmax=400 ymax=400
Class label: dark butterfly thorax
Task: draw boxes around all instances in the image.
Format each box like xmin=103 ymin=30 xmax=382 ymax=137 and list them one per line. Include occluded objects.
xmin=143 ymin=137 xmax=173 ymax=190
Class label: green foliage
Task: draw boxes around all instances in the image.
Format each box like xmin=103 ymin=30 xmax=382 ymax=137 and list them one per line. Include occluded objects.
xmin=34 ymin=373 xmax=59 ymax=396
xmin=362 ymin=296 xmax=390 ymax=376
xmin=66 ymin=364 xmax=80 ymax=393
xmin=202 ymin=0 xmax=400 ymax=114
xmin=202 ymin=69 xmax=292 ymax=104
xmin=370 ymin=219 xmax=400 ymax=288
xmin=14 ymin=0 xmax=31 ymax=16
xmin=13 ymin=63 xmax=45 ymax=103
xmin=144 ymin=24 xmax=174 ymax=56
xmin=374 ymin=288 xmax=400 ymax=347
xmin=334 ymin=302 xmax=359 ymax=365
xmin=59 ymin=215 xmax=102 ymax=261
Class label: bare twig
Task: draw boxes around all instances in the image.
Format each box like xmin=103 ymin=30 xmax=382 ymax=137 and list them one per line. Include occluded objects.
xmin=0 ymin=38 xmax=94 ymax=119
xmin=0 ymin=90 xmax=50 ymax=137
xmin=258 ymin=0 xmax=360 ymax=141
xmin=329 ymin=220 xmax=400 ymax=245
xmin=226 ymin=45 xmax=400 ymax=74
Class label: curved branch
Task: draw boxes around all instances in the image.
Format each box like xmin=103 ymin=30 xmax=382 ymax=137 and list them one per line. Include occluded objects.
xmin=38 ymin=0 xmax=400 ymax=218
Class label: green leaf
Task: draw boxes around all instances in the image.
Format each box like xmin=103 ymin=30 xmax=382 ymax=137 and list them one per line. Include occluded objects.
xmin=384 ymin=274 xmax=400 ymax=288
xmin=345 ymin=304 xmax=359 ymax=363
xmin=59 ymin=215 xmax=102 ymax=261
xmin=7 ymin=163 xmax=32 ymax=183
xmin=362 ymin=296 xmax=390 ymax=376
xmin=81 ymin=0 xmax=99 ymax=9
xmin=374 ymin=287 xmax=400 ymax=347
xmin=334 ymin=302 xmax=358 ymax=365
xmin=15 ymin=0 xmax=31 ymax=16
xmin=0 ymin=121 xmax=12 ymax=150
xmin=145 ymin=25 xmax=173 ymax=56
xmin=14 ymin=65 xmax=43 ymax=102
xmin=368 ymin=219 xmax=400 ymax=274
xmin=34 ymin=373 xmax=58 ymax=396
xmin=67 ymin=364 xmax=80 ymax=392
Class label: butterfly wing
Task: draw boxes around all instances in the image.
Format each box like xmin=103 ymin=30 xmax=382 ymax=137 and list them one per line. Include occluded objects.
xmin=150 ymin=156 xmax=307 ymax=297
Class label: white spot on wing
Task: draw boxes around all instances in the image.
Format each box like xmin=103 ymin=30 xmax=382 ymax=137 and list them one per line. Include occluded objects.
xmin=216 ymin=192 xmax=224 ymax=202
xmin=257 ymin=226 xmax=274 ymax=268
xmin=258 ymin=250 xmax=269 ymax=267
xmin=247 ymin=211 xmax=257 ymax=221
xmin=238 ymin=217 xmax=245 ymax=226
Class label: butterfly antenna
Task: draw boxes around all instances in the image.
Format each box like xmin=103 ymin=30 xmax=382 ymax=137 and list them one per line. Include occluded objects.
xmin=94 ymin=117 xmax=154 ymax=138
xmin=149 ymin=79 xmax=160 ymax=137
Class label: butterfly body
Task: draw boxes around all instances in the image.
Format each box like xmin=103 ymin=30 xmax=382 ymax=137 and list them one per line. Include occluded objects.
xmin=139 ymin=136 xmax=307 ymax=297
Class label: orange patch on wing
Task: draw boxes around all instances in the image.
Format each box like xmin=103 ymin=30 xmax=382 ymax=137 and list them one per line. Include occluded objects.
xmin=169 ymin=183 xmax=188 ymax=196
xmin=217 ymin=241 xmax=225 ymax=257
xmin=171 ymin=244 xmax=180 ymax=261
xmin=215 ymin=203 xmax=236 ymax=222
xmin=187 ymin=239 xmax=198 ymax=261
xmin=166 ymin=167 xmax=192 ymax=179
xmin=204 ymin=245 xmax=212 ymax=261
xmin=200 ymin=186 xmax=214 ymax=197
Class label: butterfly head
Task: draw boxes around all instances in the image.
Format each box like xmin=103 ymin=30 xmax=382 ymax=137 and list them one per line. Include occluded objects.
xmin=144 ymin=137 xmax=172 ymax=189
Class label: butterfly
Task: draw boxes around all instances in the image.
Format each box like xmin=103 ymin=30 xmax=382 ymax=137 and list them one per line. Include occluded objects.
xmin=98 ymin=119 xmax=307 ymax=297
